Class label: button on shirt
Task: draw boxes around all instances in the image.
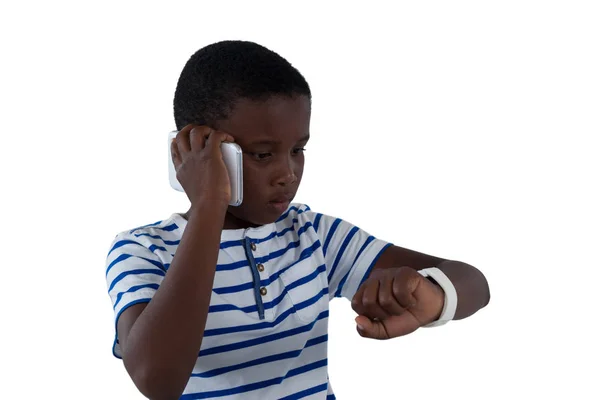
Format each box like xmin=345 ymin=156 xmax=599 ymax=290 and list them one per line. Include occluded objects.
xmin=105 ymin=204 xmax=392 ymax=399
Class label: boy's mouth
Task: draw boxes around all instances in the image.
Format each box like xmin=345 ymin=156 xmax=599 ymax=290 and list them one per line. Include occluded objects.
xmin=267 ymin=193 xmax=294 ymax=213
xmin=270 ymin=194 xmax=293 ymax=203
xmin=267 ymin=200 xmax=291 ymax=214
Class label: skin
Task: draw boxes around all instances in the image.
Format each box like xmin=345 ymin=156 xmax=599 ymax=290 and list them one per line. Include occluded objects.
xmin=182 ymin=95 xmax=311 ymax=229
xmin=115 ymin=94 xmax=490 ymax=399
xmin=353 ymin=249 xmax=490 ymax=339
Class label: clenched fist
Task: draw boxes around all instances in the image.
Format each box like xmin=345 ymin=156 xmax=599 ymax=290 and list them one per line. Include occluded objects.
xmin=351 ymin=267 xmax=445 ymax=339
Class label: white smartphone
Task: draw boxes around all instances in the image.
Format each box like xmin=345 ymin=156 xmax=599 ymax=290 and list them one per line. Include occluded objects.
xmin=168 ymin=130 xmax=243 ymax=206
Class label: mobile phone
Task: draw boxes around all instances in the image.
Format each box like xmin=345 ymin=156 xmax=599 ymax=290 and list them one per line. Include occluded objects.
xmin=167 ymin=130 xmax=243 ymax=206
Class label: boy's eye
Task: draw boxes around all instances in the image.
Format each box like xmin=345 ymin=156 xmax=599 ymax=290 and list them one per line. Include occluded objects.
xmin=252 ymin=152 xmax=272 ymax=160
xmin=249 ymin=148 xmax=305 ymax=161
xmin=292 ymin=147 xmax=306 ymax=155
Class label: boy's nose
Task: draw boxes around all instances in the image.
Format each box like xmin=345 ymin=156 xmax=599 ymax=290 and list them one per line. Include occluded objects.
xmin=275 ymin=172 xmax=297 ymax=186
xmin=272 ymin=158 xmax=297 ymax=186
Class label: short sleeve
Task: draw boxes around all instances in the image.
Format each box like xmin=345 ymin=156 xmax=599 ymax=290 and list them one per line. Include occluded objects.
xmin=105 ymin=231 xmax=166 ymax=358
xmin=306 ymin=212 xmax=393 ymax=301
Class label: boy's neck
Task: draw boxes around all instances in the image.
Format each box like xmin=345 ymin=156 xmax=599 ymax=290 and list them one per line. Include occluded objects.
xmin=182 ymin=209 xmax=260 ymax=231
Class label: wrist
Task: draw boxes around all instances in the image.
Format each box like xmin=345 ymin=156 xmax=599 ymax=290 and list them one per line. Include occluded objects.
xmin=185 ymin=203 xmax=228 ymax=229
xmin=189 ymin=198 xmax=229 ymax=216
xmin=418 ymin=267 xmax=458 ymax=327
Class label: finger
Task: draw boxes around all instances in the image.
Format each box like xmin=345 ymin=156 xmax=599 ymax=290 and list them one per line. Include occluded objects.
xmin=361 ymin=280 xmax=389 ymax=321
xmin=351 ymin=281 xmax=375 ymax=316
xmin=355 ymin=316 xmax=388 ymax=340
xmin=170 ymin=139 xmax=182 ymax=170
xmin=392 ymin=268 xmax=419 ymax=308
xmin=380 ymin=313 xmax=421 ymax=338
xmin=412 ymin=276 xmax=445 ymax=325
xmin=189 ymin=126 xmax=212 ymax=152
xmin=175 ymin=124 xmax=193 ymax=154
xmin=205 ymin=130 xmax=236 ymax=153
xmin=351 ymin=283 xmax=367 ymax=315
xmin=378 ymin=275 xmax=407 ymax=316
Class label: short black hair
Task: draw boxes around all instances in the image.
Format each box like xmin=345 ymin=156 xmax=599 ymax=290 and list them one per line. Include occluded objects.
xmin=173 ymin=40 xmax=311 ymax=130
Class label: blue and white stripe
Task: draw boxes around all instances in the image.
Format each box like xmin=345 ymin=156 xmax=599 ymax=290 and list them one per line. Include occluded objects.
xmin=105 ymin=203 xmax=391 ymax=399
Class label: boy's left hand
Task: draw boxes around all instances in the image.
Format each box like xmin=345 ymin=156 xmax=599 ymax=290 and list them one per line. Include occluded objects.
xmin=351 ymin=267 xmax=445 ymax=339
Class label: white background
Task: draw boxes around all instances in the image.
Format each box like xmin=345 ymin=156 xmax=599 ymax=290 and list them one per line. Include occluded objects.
xmin=1 ymin=1 xmax=598 ymax=399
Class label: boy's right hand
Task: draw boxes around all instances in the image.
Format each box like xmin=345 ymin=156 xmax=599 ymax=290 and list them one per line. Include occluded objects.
xmin=170 ymin=124 xmax=235 ymax=210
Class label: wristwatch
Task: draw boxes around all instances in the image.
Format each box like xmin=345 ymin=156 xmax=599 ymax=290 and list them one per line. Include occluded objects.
xmin=418 ymin=267 xmax=458 ymax=327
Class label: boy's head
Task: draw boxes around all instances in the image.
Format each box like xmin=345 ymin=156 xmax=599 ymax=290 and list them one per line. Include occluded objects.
xmin=174 ymin=41 xmax=312 ymax=229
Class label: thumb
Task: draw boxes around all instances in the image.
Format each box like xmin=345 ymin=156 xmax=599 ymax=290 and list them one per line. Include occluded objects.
xmin=355 ymin=316 xmax=388 ymax=340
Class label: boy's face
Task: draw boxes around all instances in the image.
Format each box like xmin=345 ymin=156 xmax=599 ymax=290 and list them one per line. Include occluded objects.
xmin=213 ymin=95 xmax=311 ymax=229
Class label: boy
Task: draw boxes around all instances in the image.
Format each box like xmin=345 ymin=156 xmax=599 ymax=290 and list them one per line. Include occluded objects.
xmin=105 ymin=40 xmax=490 ymax=399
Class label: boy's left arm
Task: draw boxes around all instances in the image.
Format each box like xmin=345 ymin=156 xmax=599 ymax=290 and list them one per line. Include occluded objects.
xmin=351 ymin=245 xmax=490 ymax=339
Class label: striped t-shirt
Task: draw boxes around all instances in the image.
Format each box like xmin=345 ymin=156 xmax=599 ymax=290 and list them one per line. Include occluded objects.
xmin=105 ymin=203 xmax=392 ymax=399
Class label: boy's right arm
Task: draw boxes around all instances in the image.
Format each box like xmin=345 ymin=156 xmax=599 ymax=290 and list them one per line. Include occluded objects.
xmin=117 ymin=203 xmax=227 ymax=400
xmin=115 ymin=126 xmax=236 ymax=400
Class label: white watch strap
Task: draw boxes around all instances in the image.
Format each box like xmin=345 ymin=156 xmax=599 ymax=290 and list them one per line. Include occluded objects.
xmin=418 ymin=267 xmax=458 ymax=327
